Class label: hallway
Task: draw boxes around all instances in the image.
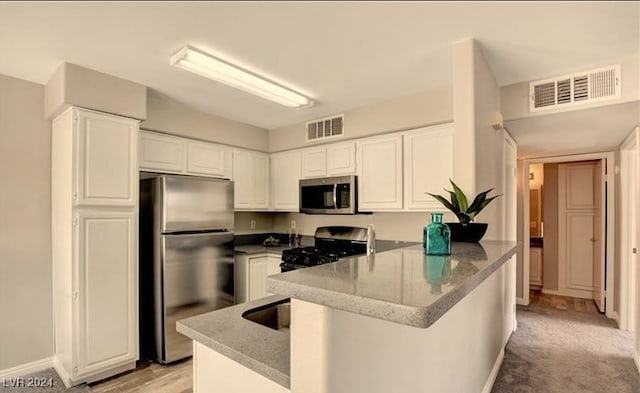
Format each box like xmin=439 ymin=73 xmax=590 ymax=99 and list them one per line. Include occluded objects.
xmin=492 ymin=292 xmax=640 ymax=393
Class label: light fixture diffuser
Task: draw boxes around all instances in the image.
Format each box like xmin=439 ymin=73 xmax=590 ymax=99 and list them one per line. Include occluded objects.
xmin=170 ymin=46 xmax=312 ymax=108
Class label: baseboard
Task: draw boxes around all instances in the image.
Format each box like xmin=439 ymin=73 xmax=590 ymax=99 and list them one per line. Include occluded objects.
xmin=0 ymin=357 xmax=53 ymax=380
xmin=516 ymin=297 xmax=528 ymax=306
xmin=541 ymin=289 xmax=562 ymax=296
xmin=481 ymin=348 xmax=505 ymax=393
xmin=611 ymin=311 xmax=620 ymax=327
xmin=52 ymin=357 xmax=72 ymax=388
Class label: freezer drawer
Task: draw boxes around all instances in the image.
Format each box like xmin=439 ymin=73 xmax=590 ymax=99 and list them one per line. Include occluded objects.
xmin=161 ymin=175 xmax=233 ymax=232
xmin=158 ymin=231 xmax=234 ymax=363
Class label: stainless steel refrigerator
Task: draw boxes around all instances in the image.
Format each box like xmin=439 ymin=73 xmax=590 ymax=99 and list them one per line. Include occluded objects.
xmin=139 ymin=174 xmax=234 ymax=363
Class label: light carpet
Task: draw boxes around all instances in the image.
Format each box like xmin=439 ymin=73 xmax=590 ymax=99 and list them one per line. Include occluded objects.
xmin=492 ymin=304 xmax=640 ymax=393
xmin=0 ymin=369 xmax=90 ymax=393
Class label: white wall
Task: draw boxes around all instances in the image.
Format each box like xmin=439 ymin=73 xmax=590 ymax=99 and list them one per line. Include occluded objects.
xmin=0 ymin=74 xmax=53 ymax=370
xmin=142 ymin=89 xmax=269 ymax=152
xmin=268 ymin=87 xmax=453 ymax=153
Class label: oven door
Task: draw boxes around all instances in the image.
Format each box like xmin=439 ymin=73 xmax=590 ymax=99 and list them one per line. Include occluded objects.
xmin=299 ymin=175 xmax=357 ymax=214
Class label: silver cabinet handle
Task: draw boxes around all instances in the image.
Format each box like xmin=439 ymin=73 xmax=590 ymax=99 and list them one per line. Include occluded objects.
xmin=333 ymin=184 xmax=338 ymax=208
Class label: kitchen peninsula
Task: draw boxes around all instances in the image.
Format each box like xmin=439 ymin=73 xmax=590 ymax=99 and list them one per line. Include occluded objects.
xmin=178 ymin=240 xmax=517 ymax=393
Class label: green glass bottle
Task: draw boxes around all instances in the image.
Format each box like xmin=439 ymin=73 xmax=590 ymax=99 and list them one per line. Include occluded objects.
xmin=424 ymin=213 xmax=451 ymax=255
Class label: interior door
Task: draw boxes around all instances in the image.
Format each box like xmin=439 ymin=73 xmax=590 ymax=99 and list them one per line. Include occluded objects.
xmin=592 ymin=159 xmax=606 ymax=312
xmin=558 ymin=162 xmax=597 ymax=300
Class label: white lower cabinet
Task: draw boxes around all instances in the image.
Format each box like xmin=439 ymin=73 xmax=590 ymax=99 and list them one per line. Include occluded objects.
xmin=529 ymin=247 xmax=543 ymax=287
xmin=235 ymin=254 xmax=281 ymax=303
xmin=356 ymin=134 xmax=403 ymax=211
xmin=52 ymin=107 xmax=138 ymax=387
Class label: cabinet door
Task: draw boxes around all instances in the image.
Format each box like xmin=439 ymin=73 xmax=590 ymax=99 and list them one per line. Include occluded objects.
xmin=76 ymin=109 xmax=138 ymax=206
xmin=139 ymin=131 xmax=186 ymax=173
xmin=327 ymin=142 xmax=356 ymax=175
xmin=233 ymin=150 xmax=253 ymax=209
xmin=76 ymin=210 xmax=137 ymax=375
xmin=356 ymin=135 xmax=403 ymax=211
xmin=248 ymin=256 xmax=268 ymax=301
xmin=529 ymin=248 xmax=543 ymax=286
xmin=187 ymin=140 xmax=227 ymax=177
xmin=253 ymin=153 xmax=270 ymax=209
xmin=271 ymin=151 xmax=302 ymax=211
xmin=404 ymin=125 xmax=454 ymax=210
xmin=301 ymin=147 xmax=327 ymax=178
xmin=247 ymin=255 xmax=281 ymax=301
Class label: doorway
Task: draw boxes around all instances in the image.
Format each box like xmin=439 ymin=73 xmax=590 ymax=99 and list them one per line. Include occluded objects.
xmin=521 ymin=152 xmax=615 ymax=319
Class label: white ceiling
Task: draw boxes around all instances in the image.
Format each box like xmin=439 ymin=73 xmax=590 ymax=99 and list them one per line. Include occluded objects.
xmin=0 ymin=2 xmax=638 ymax=140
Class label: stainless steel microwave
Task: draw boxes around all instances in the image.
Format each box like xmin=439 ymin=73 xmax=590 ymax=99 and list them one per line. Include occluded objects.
xmin=299 ymin=175 xmax=357 ymax=214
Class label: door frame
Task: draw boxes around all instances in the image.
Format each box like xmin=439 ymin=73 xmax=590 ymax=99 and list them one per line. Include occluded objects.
xmin=521 ymin=151 xmax=615 ymax=319
xmin=619 ymin=128 xmax=639 ymax=332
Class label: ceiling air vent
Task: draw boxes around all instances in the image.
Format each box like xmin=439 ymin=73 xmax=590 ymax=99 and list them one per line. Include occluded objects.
xmin=306 ymin=115 xmax=344 ymax=141
xmin=529 ymin=64 xmax=621 ymax=113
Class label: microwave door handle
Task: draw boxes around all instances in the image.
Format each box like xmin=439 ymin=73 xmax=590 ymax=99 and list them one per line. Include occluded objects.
xmin=333 ymin=184 xmax=338 ymax=208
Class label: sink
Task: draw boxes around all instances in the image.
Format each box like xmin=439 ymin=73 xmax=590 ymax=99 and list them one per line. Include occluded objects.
xmin=242 ymin=299 xmax=291 ymax=332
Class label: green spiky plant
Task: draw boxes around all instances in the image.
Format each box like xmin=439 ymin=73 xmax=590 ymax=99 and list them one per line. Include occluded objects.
xmin=426 ymin=179 xmax=501 ymax=224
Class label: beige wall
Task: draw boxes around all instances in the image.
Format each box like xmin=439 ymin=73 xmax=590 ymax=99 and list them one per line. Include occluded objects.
xmin=268 ymin=87 xmax=453 ymax=152
xmin=234 ymin=212 xmax=276 ymax=231
xmin=142 ymin=90 xmax=269 ymax=152
xmin=44 ymin=63 xmax=147 ymax=121
xmin=272 ymin=212 xmax=457 ymax=242
xmin=0 ymin=74 xmax=53 ymax=369
xmin=501 ymin=55 xmax=639 ymax=121
xmin=542 ymin=163 xmax=559 ymax=291
xmin=470 ymin=41 xmax=505 ymax=241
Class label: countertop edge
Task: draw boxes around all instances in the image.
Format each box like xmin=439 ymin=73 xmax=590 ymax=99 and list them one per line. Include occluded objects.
xmin=176 ymin=295 xmax=291 ymax=388
xmin=267 ymin=242 xmax=517 ymax=328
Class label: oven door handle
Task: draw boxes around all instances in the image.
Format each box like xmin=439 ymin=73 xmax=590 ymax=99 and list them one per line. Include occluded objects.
xmin=333 ymin=184 xmax=338 ymax=208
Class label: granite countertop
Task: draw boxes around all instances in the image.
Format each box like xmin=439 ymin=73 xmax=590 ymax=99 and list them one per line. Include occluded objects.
xmin=176 ymin=294 xmax=291 ymax=388
xmin=267 ymin=240 xmax=517 ymax=328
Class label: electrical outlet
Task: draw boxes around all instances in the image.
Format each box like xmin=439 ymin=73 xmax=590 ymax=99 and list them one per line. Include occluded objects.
xmin=291 ymin=220 xmax=296 ymax=230
xmin=250 ymin=220 xmax=256 ymax=229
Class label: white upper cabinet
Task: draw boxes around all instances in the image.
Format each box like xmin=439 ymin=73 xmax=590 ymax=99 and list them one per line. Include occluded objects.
xmin=403 ymin=124 xmax=454 ymax=210
xmin=139 ymin=131 xmax=185 ymax=173
xmin=356 ymin=134 xmax=403 ymax=211
xmin=253 ymin=154 xmax=270 ymax=209
xmin=271 ymin=151 xmax=302 ymax=211
xmin=186 ymin=140 xmax=229 ymax=177
xmin=327 ymin=142 xmax=356 ymax=176
xmin=301 ymin=147 xmax=327 ymax=179
xmin=233 ymin=149 xmax=269 ymax=210
xmin=76 ymin=109 xmax=138 ymax=206
xmin=139 ymin=130 xmax=231 ymax=179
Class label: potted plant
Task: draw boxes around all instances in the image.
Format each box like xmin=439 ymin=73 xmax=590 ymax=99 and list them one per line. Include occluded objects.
xmin=426 ymin=179 xmax=501 ymax=242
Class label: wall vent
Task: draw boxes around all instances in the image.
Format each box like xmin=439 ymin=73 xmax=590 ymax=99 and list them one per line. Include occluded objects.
xmin=306 ymin=115 xmax=344 ymax=141
xmin=529 ymin=64 xmax=621 ymax=113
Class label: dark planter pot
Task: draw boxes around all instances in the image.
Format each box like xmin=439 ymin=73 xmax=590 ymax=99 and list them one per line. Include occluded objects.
xmin=447 ymin=223 xmax=488 ymax=243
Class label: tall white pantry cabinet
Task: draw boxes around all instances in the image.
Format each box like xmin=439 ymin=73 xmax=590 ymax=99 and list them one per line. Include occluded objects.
xmin=51 ymin=107 xmax=139 ymax=387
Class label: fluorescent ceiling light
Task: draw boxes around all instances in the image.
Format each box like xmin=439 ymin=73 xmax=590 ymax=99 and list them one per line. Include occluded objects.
xmin=170 ymin=46 xmax=313 ymax=108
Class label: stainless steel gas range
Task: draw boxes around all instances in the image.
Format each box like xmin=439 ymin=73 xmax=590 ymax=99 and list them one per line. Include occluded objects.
xmin=280 ymin=226 xmax=370 ymax=271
